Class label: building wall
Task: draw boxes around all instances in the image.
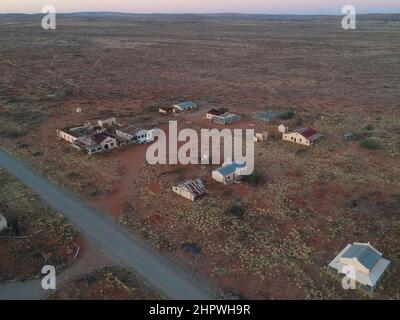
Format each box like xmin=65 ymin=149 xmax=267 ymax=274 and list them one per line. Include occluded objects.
xmin=212 ymin=171 xmax=236 ymax=184
xmin=98 ymin=118 xmax=117 ymax=127
xmin=116 ymin=130 xmax=134 ymax=141
xmin=172 ymin=187 xmax=195 ymax=201
xmin=206 ymin=113 xmax=214 ymax=120
xmin=282 ymin=132 xmax=311 ymax=146
xmin=56 ymin=130 xmax=77 ymax=143
xmin=101 ymin=137 xmax=117 ymax=150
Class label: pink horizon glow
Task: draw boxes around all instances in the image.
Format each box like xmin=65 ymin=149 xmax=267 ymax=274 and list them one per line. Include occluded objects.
xmin=1 ymin=0 xmax=400 ymax=14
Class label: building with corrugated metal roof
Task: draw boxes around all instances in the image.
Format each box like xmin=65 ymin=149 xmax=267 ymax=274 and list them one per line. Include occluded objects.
xmin=212 ymin=162 xmax=247 ymax=184
xmin=282 ymin=127 xmax=323 ymax=146
xmin=328 ymin=242 xmax=391 ymax=293
xmin=172 ymin=179 xmax=206 ymax=201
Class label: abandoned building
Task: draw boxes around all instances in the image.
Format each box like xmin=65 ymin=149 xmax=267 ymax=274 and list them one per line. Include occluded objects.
xmin=0 ymin=213 xmax=7 ymax=232
xmin=253 ymin=132 xmax=268 ymax=142
xmin=206 ymin=109 xmax=225 ymax=120
xmin=173 ymin=101 xmax=197 ymax=111
xmin=172 ymin=179 xmax=206 ymax=201
xmin=282 ymin=127 xmax=322 ymax=146
xmin=159 ymin=106 xmax=178 ymax=114
xmin=211 ymin=112 xmax=241 ymax=125
xmin=253 ymin=111 xmax=281 ymax=122
xmin=278 ymin=124 xmax=289 ymax=133
xmin=98 ymin=117 xmax=117 ymax=128
xmin=212 ymin=162 xmax=247 ymax=184
xmin=328 ymin=242 xmax=391 ymax=293
xmin=74 ymin=132 xmax=117 ymax=154
xmin=116 ymin=125 xmax=159 ymax=144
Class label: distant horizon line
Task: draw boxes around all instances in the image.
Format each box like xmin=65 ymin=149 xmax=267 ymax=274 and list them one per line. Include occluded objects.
xmin=1 ymin=11 xmax=400 ymax=16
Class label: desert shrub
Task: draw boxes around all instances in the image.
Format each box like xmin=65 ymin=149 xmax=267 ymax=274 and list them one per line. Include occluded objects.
xmin=242 ymin=172 xmax=264 ymax=186
xmin=295 ymin=148 xmax=307 ymax=155
xmin=363 ymin=124 xmax=375 ymax=131
xmin=360 ymin=139 xmax=381 ymax=150
xmin=173 ymin=167 xmax=184 ymax=175
xmin=144 ymin=105 xmax=159 ymax=113
xmin=31 ymin=150 xmax=43 ymax=157
xmin=280 ymin=111 xmax=295 ymax=120
xmin=225 ymin=202 xmax=245 ymax=217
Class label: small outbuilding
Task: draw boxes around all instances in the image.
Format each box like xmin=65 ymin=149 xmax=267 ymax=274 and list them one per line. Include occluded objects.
xmin=172 ymin=179 xmax=206 ymax=201
xmin=212 ymin=162 xmax=247 ymax=184
xmin=254 ymin=132 xmax=268 ymax=142
xmin=328 ymin=242 xmax=391 ymax=293
xmin=0 ymin=213 xmax=7 ymax=232
xmin=278 ymin=124 xmax=289 ymax=133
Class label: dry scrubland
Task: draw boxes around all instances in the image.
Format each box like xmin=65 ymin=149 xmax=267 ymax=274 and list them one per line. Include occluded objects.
xmin=0 ymin=169 xmax=78 ymax=281
xmin=0 ymin=15 xmax=399 ymax=299
xmin=48 ymin=266 xmax=165 ymax=300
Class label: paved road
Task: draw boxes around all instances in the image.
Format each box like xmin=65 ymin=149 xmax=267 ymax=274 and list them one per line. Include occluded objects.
xmin=0 ymin=148 xmax=215 ymax=300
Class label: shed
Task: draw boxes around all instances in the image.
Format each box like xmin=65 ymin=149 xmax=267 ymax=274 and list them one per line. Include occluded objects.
xmin=254 ymin=132 xmax=268 ymax=142
xmin=172 ymin=179 xmax=206 ymax=201
xmin=212 ymin=162 xmax=247 ymax=184
xmin=278 ymin=124 xmax=289 ymax=133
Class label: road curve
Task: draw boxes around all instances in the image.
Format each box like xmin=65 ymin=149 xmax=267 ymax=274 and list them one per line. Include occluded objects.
xmin=0 ymin=148 xmax=216 ymax=300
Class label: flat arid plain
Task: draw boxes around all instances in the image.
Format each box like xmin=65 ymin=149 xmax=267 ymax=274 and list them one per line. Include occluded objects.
xmin=0 ymin=14 xmax=399 ymax=299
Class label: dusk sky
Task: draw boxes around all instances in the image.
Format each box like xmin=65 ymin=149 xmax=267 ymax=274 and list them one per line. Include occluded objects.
xmin=1 ymin=0 xmax=399 ymax=14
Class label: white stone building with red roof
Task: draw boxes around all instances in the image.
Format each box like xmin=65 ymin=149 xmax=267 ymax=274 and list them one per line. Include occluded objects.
xmin=282 ymin=127 xmax=323 ymax=146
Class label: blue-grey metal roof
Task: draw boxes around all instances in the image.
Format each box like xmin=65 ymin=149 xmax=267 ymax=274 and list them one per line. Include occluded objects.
xmin=342 ymin=244 xmax=381 ymax=270
xmin=216 ymin=162 xmax=246 ymax=176
xmin=175 ymin=101 xmax=196 ymax=109
xmin=253 ymin=111 xmax=281 ymax=121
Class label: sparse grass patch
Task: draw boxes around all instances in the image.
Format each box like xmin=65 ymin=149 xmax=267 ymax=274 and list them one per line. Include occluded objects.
xmin=280 ymin=111 xmax=295 ymax=120
xmin=360 ymin=138 xmax=381 ymax=150
xmin=225 ymin=202 xmax=245 ymax=217
xmin=242 ymin=172 xmax=264 ymax=186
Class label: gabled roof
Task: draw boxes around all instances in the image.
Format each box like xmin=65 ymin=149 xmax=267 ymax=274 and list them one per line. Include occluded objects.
xmin=174 ymin=101 xmax=197 ymax=110
xmin=295 ymin=127 xmax=323 ymax=142
xmin=297 ymin=127 xmax=317 ymax=138
xmin=342 ymin=243 xmax=382 ymax=271
xmin=214 ymin=162 xmax=246 ymax=176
